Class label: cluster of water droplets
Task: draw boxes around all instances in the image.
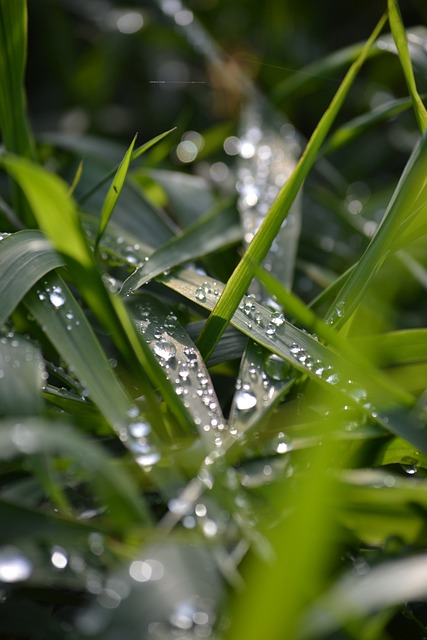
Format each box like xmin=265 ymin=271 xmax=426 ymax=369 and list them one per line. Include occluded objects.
xmin=36 ymin=279 xmax=82 ymax=333
xmin=131 ymin=297 xmax=227 ymax=449
xmin=234 ymin=104 xmax=301 ymax=302
xmin=121 ymin=405 xmax=160 ymax=469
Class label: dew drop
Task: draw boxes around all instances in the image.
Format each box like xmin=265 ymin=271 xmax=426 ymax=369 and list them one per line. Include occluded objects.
xmin=235 ymin=390 xmax=257 ymax=411
xmin=49 ymin=289 xmax=65 ymax=308
xmin=265 ymin=324 xmax=276 ymax=336
xmin=270 ymin=312 xmax=285 ymax=327
xmin=153 ymin=340 xmax=176 ymax=361
xmin=401 ymin=456 xmax=419 ymax=475
xmin=195 ymin=287 xmax=206 ymax=301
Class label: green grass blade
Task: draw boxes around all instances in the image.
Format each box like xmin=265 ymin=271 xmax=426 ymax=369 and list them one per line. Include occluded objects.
xmin=121 ymin=200 xmax=239 ymax=295
xmin=0 ymin=0 xmax=35 ymax=159
xmin=78 ymin=128 xmax=176 ymax=207
xmin=0 ymin=0 xmax=36 ymax=226
xmin=24 ymin=272 xmax=136 ymax=431
xmin=95 ymin=134 xmax=137 ymax=250
xmin=324 ymin=131 xmax=427 ymax=328
xmin=0 ymin=230 xmax=64 ymax=327
xmin=388 ymin=0 xmax=427 ymax=132
xmin=196 ymin=13 xmax=388 ymax=361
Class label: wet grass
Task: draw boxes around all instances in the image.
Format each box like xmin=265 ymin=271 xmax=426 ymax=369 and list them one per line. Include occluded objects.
xmin=1 ymin=1 xmax=427 ymax=638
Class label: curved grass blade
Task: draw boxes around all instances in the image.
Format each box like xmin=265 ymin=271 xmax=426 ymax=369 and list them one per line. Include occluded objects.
xmin=0 ymin=336 xmax=46 ymax=417
xmin=0 ymin=230 xmax=64 ymax=327
xmin=388 ymin=0 xmax=427 ymax=132
xmin=196 ymin=14 xmax=388 ymax=361
xmin=95 ymin=134 xmax=137 ymax=249
xmin=24 ymin=272 xmax=135 ymax=430
xmin=121 ymin=200 xmax=240 ymax=295
xmin=324 ymin=131 xmax=427 ymax=328
xmin=0 ymin=419 xmax=150 ymax=527
xmin=160 ymin=267 xmax=427 ymax=453
xmin=127 ymin=293 xmax=227 ymax=450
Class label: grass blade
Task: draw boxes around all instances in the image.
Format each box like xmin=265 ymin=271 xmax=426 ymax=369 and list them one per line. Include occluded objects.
xmin=324 ymin=131 xmax=427 ymax=328
xmin=95 ymin=134 xmax=137 ymax=250
xmin=388 ymin=0 xmax=427 ymax=132
xmin=78 ymin=128 xmax=176 ymax=207
xmin=0 ymin=0 xmax=35 ymax=159
xmin=196 ymin=13 xmax=388 ymax=361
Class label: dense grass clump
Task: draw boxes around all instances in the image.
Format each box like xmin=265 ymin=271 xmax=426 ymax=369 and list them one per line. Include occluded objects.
xmin=1 ymin=0 xmax=427 ymax=638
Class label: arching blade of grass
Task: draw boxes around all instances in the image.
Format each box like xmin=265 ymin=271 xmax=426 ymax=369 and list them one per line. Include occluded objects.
xmin=0 ymin=155 xmax=193 ymax=434
xmin=196 ymin=13 xmax=387 ymax=361
xmin=388 ymin=0 xmax=427 ymax=132
xmin=324 ymin=131 xmax=427 ymax=329
xmin=24 ymin=272 xmax=138 ymax=431
xmin=95 ymin=134 xmax=137 ymax=250
xmin=121 ymin=200 xmax=240 ymax=294
xmin=0 ymin=418 xmax=150 ymax=528
xmin=0 ymin=230 xmax=64 ymax=327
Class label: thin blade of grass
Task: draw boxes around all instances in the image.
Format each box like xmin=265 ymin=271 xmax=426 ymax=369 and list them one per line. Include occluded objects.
xmin=324 ymin=131 xmax=427 ymax=328
xmin=0 ymin=0 xmax=35 ymax=159
xmin=78 ymin=128 xmax=176 ymax=207
xmin=95 ymin=134 xmax=137 ymax=250
xmin=196 ymin=13 xmax=388 ymax=361
xmin=388 ymin=0 xmax=427 ymax=132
